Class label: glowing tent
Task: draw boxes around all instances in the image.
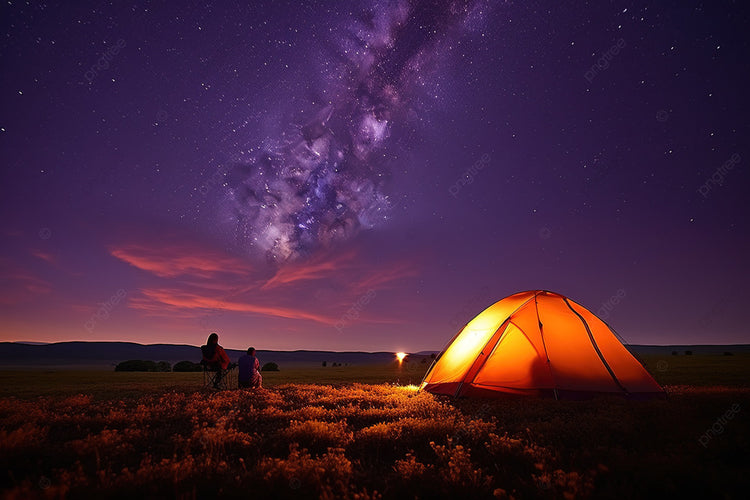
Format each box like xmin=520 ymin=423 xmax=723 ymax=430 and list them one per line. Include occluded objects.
xmin=420 ymin=290 xmax=664 ymax=399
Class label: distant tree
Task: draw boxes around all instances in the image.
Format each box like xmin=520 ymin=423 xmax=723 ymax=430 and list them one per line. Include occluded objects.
xmin=157 ymin=361 xmax=171 ymax=372
xmin=685 ymin=350 xmax=693 ymax=356
xmin=115 ymin=360 xmax=136 ymax=371
xmin=174 ymin=360 xmax=203 ymax=372
xmin=262 ymin=362 xmax=279 ymax=372
xmin=322 ymin=361 xmax=327 ymax=367
xmin=430 ymin=353 xmax=436 ymax=359
xmin=115 ymin=360 xmax=158 ymax=372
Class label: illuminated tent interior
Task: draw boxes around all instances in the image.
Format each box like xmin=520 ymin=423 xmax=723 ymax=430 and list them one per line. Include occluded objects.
xmin=420 ymin=290 xmax=665 ymax=399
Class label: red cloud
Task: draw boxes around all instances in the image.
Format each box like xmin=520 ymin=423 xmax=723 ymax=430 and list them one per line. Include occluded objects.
xmin=111 ymin=239 xmax=419 ymax=329
xmin=260 ymin=249 xmax=419 ymax=294
xmin=261 ymin=250 xmax=357 ymax=290
xmin=30 ymin=249 xmax=56 ymax=265
xmin=133 ymin=288 xmax=339 ymax=325
xmin=110 ymin=244 xmax=253 ymax=278
xmin=0 ymin=271 xmax=52 ymax=305
xmin=349 ymin=261 xmax=419 ymax=294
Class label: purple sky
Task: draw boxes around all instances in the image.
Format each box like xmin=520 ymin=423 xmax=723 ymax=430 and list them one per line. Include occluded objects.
xmin=1 ymin=1 xmax=748 ymax=352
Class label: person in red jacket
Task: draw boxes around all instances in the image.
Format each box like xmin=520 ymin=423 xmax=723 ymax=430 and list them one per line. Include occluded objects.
xmin=201 ymin=332 xmax=232 ymax=388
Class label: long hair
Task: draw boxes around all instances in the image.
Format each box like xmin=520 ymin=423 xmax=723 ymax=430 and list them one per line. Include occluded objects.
xmin=203 ymin=332 xmax=219 ymax=359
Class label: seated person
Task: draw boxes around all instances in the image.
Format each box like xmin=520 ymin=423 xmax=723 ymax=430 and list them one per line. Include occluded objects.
xmin=238 ymin=347 xmax=262 ymax=389
xmin=201 ymin=332 xmax=232 ymax=388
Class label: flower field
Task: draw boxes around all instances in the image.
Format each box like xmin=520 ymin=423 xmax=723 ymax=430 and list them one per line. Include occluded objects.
xmin=0 ymin=357 xmax=749 ymax=499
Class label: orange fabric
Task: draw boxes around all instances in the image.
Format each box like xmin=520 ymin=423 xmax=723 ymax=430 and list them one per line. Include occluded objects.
xmin=473 ymin=321 xmax=554 ymax=390
xmin=535 ymin=294 xmax=617 ymax=392
xmin=567 ymin=299 xmax=662 ymax=393
xmin=425 ymin=292 xmax=535 ymax=385
xmin=421 ymin=290 xmax=664 ymax=398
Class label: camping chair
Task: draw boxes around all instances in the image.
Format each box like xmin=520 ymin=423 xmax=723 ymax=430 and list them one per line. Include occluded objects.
xmin=200 ymin=345 xmax=237 ymax=390
xmin=201 ymin=360 xmax=237 ymax=390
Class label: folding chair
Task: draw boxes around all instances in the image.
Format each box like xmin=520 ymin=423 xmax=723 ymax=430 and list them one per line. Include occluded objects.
xmin=201 ymin=361 xmax=237 ymax=390
xmin=200 ymin=344 xmax=237 ymax=390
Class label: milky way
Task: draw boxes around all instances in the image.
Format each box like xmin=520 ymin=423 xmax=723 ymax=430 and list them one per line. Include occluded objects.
xmin=220 ymin=0 xmax=487 ymax=262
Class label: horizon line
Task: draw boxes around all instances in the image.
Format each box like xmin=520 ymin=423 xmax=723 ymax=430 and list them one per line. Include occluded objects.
xmin=4 ymin=340 xmax=750 ymax=352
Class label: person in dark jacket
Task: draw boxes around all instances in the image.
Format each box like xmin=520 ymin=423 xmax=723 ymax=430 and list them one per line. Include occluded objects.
xmin=238 ymin=347 xmax=262 ymax=389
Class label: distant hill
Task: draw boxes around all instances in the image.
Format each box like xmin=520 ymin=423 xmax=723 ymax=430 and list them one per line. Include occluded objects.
xmin=0 ymin=342 xmax=746 ymax=369
xmin=627 ymin=344 xmax=750 ymax=355
xmin=0 ymin=341 xmax=406 ymax=368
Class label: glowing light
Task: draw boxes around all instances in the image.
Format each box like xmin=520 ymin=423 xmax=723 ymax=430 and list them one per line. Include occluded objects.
xmin=397 ymin=384 xmax=420 ymax=392
xmin=395 ymin=352 xmax=407 ymax=363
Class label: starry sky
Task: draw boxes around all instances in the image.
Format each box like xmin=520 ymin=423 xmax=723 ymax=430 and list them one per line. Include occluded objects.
xmin=1 ymin=0 xmax=748 ymax=352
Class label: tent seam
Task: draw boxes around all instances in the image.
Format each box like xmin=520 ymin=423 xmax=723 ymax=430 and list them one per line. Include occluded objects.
xmin=562 ymin=296 xmax=629 ymax=395
xmin=420 ymin=324 xmax=467 ymax=387
xmin=535 ymin=291 xmax=558 ymax=399
xmin=453 ymin=293 xmax=539 ymax=396
xmin=454 ymin=318 xmax=509 ymax=397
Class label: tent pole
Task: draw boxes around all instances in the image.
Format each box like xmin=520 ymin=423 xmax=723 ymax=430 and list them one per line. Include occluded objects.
xmin=535 ymin=292 xmax=558 ymax=400
xmin=563 ymin=296 xmax=629 ymax=396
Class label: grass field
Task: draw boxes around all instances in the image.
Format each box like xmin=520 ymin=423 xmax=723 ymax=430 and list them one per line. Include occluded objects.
xmin=0 ymin=362 xmax=430 ymax=400
xmin=0 ymin=355 xmax=748 ymax=499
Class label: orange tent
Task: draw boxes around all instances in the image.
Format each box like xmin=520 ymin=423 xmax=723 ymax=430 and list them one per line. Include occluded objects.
xmin=420 ymin=290 xmax=664 ymax=399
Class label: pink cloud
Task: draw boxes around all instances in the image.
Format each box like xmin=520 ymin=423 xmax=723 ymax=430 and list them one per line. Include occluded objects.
xmin=30 ymin=249 xmax=56 ymax=265
xmin=110 ymin=243 xmax=253 ymax=278
xmin=348 ymin=261 xmax=420 ymax=294
xmin=260 ymin=249 xmax=419 ymax=294
xmin=133 ymin=288 xmax=340 ymax=325
xmin=109 ymin=239 xmax=420 ymax=329
xmin=0 ymin=271 xmax=52 ymax=304
xmin=261 ymin=250 xmax=357 ymax=290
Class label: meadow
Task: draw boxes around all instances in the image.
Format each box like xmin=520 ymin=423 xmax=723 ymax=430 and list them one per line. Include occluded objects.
xmin=0 ymin=354 xmax=748 ymax=499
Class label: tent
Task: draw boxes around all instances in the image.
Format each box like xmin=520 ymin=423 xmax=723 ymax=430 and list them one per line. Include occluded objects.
xmin=420 ymin=290 xmax=664 ymax=399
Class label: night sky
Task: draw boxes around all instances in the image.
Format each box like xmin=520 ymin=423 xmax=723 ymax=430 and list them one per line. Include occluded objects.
xmin=1 ymin=1 xmax=748 ymax=352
